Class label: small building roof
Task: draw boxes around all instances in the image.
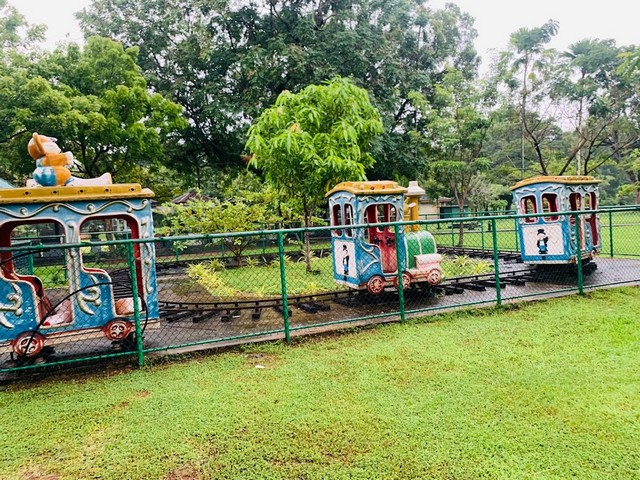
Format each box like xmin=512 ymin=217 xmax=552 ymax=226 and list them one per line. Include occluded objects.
xmin=171 ymin=191 xmax=212 ymax=204
xmin=510 ymin=175 xmax=601 ymax=191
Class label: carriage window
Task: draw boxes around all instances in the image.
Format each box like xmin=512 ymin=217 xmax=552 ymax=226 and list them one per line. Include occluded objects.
xmin=344 ymin=204 xmax=354 ymax=238
xmin=541 ymin=193 xmax=559 ymax=222
xmin=586 ymin=192 xmax=599 ymax=245
xmin=569 ymin=192 xmax=582 ymax=211
xmin=586 ymin=192 xmax=597 ymax=214
xmin=389 ymin=205 xmax=398 ymax=223
xmin=374 ymin=203 xmax=397 ymax=232
xmin=332 ymin=204 xmax=343 ymax=236
xmin=520 ymin=196 xmax=537 ymax=223
xmin=584 ymin=192 xmax=597 ymax=212
xmin=569 ymin=192 xmax=582 ymax=225
xmin=376 ymin=204 xmax=387 ymax=231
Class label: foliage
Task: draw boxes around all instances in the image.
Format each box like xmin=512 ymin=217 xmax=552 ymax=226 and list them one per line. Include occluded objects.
xmin=246 ymin=76 xmax=383 ymax=271
xmin=0 ymin=36 xmax=186 ymax=183
xmin=186 ymin=261 xmax=236 ymax=298
xmin=187 ymin=255 xmax=339 ymax=297
xmin=427 ymin=69 xmax=493 ymax=244
xmin=494 ymin=19 xmax=560 ymax=176
xmin=440 ymin=254 xmax=492 ymax=279
xmin=79 ymin=0 xmax=480 ymax=183
xmin=0 ymin=0 xmax=45 ymax=56
xmin=156 ymin=197 xmax=281 ymax=264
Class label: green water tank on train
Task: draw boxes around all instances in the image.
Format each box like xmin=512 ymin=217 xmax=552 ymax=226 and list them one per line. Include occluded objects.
xmin=404 ymin=231 xmax=437 ymax=268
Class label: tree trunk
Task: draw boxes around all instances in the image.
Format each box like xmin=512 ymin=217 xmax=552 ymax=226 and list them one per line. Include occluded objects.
xmin=457 ymin=210 xmax=465 ymax=247
xmin=303 ymin=213 xmax=312 ymax=273
xmin=303 ymin=198 xmax=312 ymax=273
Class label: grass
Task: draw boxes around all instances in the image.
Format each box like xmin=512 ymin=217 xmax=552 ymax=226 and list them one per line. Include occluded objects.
xmin=1 ymin=287 xmax=639 ymax=479
xmin=186 ymin=255 xmax=493 ymax=297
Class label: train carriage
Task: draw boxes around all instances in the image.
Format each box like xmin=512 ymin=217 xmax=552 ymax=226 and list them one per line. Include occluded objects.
xmin=327 ymin=180 xmax=443 ymax=294
xmin=0 ymin=183 xmax=158 ymax=359
xmin=511 ymin=176 xmax=601 ymax=265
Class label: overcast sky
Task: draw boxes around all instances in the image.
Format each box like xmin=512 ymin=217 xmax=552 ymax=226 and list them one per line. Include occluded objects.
xmin=9 ymin=0 xmax=640 ymax=70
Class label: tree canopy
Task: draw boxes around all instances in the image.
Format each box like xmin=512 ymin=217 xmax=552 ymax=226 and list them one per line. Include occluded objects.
xmin=245 ymin=76 xmax=383 ymax=269
xmin=0 ymin=35 xmax=187 ymax=185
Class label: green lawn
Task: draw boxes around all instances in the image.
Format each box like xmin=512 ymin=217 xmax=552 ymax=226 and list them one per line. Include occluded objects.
xmin=1 ymin=288 xmax=639 ymax=479
xmin=186 ymin=255 xmax=492 ymax=297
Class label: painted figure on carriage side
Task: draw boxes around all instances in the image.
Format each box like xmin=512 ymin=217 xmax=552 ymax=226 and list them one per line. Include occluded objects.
xmin=537 ymin=229 xmax=549 ymax=255
xmin=341 ymin=244 xmax=350 ymax=279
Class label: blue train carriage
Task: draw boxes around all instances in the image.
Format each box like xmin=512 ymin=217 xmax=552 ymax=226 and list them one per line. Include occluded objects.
xmin=510 ymin=175 xmax=602 ymax=264
xmin=326 ymin=180 xmax=443 ymax=295
xmin=0 ymin=183 xmax=159 ymax=359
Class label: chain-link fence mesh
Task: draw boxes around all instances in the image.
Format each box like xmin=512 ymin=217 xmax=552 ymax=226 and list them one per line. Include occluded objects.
xmin=2 ymin=206 xmax=640 ymax=377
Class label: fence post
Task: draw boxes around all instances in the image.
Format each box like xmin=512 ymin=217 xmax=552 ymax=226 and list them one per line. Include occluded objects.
xmin=126 ymin=240 xmax=145 ymax=367
xmin=394 ymin=223 xmax=406 ymax=322
xmin=450 ymin=222 xmax=455 ymax=247
xmin=277 ymin=231 xmax=291 ymax=344
xmin=491 ymin=218 xmax=502 ymax=307
xmin=574 ymin=212 xmax=584 ymax=296
xmin=513 ymin=217 xmax=519 ymax=252
xmin=608 ymin=209 xmax=614 ymax=258
xmin=480 ymin=219 xmax=485 ymax=251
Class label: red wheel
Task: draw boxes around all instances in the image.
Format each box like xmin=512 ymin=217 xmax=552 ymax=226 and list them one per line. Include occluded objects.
xmin=393 ymin=272 xmax=412 ymax=290
xmin=366 ymin=275 xmax=385 ymax=295
xmin=426 ymin=268 xmax=443 ymax=285
xmin=103 ymin=319 xmax=132 ymax=341
xmin=12 ymin=331 xmax=46 ymax=357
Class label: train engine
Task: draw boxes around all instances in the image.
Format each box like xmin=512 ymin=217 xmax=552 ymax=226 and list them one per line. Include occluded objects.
xmin=327 ymin=180 xmax=443 ymax=295
xmin=511 ymin=175 xmax=601 ymax=265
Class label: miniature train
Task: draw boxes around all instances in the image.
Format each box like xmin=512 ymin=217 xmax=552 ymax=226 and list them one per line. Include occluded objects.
xmin=511 ymin=175 xmax=601 ymax=264
xmin=0 ymin=184 xmax=158 ymax=358
xmin=0 ymin=140 xmax=601 ymax=362
xmin=326 ymin=180 xmax=443 ymax=294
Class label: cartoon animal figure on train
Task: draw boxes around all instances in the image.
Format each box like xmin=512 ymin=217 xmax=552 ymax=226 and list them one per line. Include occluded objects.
xmin=27 ymin=133 xmax=112 ymax=187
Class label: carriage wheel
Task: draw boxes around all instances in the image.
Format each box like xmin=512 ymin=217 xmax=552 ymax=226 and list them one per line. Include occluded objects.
xmin=366 ymin=275 xmax=385 ymax=295
xmin=103 ymin=319 xmax=133 ymax=341
xmin=393 ymin=272 xmax=412 ymax=290
xmin=426 ymin=268 xmax=443 ymax=286
xmin=12 ymin=332 xmax=46 ymax=358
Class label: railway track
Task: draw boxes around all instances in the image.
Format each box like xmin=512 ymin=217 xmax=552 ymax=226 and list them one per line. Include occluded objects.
xmin=158 ymin=266 xmax=536 ymax=324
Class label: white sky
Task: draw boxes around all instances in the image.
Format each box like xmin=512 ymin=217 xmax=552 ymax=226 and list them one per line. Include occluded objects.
xmin=8 ymin=0 xmax=640 ymax=69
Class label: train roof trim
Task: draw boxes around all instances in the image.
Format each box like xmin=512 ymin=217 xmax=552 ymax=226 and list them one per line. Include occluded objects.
xmin=326 ymin=181 xmax=407 ymax=197
xmin=510 ymin=175 xmax=602 ymax=191
xmin=0 ymin=183 xmax=154 ymax=204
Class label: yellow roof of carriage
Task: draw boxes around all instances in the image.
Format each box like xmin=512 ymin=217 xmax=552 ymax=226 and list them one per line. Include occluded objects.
xmin=510 ymin=175 xmax=601 ymax=191
xmin=0 ymin=184 xmax=154 ymax=204
xmin=326 ymin=181 xmax=407 ymax=197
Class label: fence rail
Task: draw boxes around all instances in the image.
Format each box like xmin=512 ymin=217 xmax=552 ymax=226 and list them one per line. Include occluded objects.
xmin=2 ymin=206 xmax=640 ymax=377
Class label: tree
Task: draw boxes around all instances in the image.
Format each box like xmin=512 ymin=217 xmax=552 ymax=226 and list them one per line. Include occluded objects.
xmin=245 ymin=77 xmax=383 ymax=272
xmin=427 ymin=69 xmax=492 ymax=246
xmin=78 ymin=0 xmax=480 ymax=184
xmin=0 ymin=36 xmax=187 ymax=183
xmin=0 ymin=0 xmax=45 ymax=57
xmin=496 ymin=20 xmax=559 ymax=176
xmin=156 ymin=197 xmax=280 ymax=266
xmin=553 ymin=39 xmax=630 ymax=176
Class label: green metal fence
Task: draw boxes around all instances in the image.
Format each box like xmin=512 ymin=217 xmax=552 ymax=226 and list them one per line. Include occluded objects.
xmin=2 ymin=206 xmax=640 ymax=377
